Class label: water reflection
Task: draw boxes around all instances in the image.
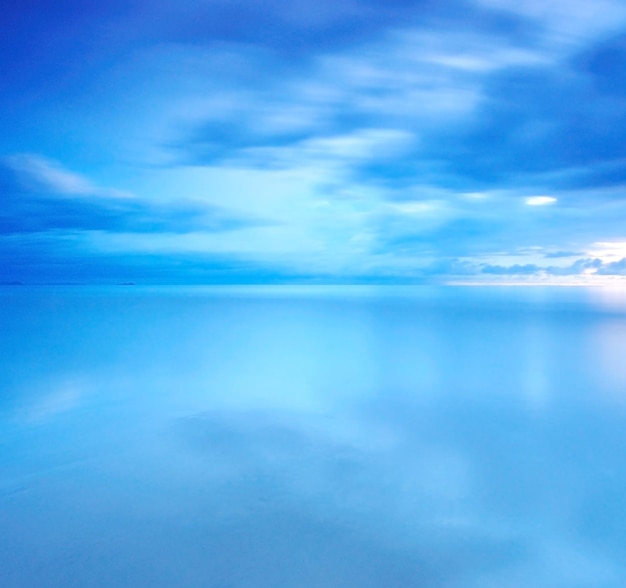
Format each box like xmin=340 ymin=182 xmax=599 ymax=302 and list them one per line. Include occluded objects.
xmin=1 ymin=286 xmax=626 ymax=586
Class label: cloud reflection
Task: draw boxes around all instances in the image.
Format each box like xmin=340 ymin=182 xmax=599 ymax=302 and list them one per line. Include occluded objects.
xmin=3 ymin=288 xmax=626 ymax=585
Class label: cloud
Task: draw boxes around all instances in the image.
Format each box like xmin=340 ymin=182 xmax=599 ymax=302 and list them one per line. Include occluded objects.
xmin=446 ymin=256 xmax=626 ymax=279
xmin=162 ymin=13 xmax=567 ymax=173
xmin=163 ymin=4 xmax=626 ymax=203
xmin=525 ymin=196 xmax=556 ymax=206
xmin=0 ymin=155 xmax=264 ymax=236
xmin=534 ymin=159 xmax=626 ymax=190
xmin=146 ymin=0 xmax=534 ymax=57
xmin=482 ymin=263 xmax=541 ymax=275
xmin=6 ymin=154 xmax=100 ymax=195
xmin=597 ymin=257 xmax=626 ymax=275
xmin=543 ymin=251 xmax=583 ymax=258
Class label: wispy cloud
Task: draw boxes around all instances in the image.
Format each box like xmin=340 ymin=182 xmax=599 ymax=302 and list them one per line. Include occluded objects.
xmin=0 ymin=155 xmax=265 ymax=236
xmin=6 ymin=154 xmax=103 ymax=196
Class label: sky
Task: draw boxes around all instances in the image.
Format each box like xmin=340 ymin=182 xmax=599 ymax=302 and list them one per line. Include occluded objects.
xmin=3 ymin=0 xmax=626 ymax=284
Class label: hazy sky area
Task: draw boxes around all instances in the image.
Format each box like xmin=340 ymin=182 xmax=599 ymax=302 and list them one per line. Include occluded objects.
xmin=3 ymin=0 xmax=626 ymax=283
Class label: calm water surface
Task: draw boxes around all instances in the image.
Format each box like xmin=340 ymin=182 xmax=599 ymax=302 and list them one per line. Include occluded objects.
xmin=2 ymin=286 xmax=626 ymax=587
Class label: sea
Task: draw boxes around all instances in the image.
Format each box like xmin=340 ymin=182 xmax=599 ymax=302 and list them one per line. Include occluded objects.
xmin=1 ymin=285 xmax=626 ymax=587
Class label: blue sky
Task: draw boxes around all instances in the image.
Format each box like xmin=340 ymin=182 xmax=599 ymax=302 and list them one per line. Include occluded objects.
xmin=3 ymin=0 xmax=626 ymax=283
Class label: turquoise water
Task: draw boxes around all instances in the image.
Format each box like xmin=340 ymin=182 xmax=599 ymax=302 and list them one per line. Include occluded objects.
xmin=2 ymin=286 xmax=626 ymax=587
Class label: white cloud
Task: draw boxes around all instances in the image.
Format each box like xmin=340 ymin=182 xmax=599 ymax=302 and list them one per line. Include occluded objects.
xmin=525 ymin=196 xmax=557 ymax=206
xmin=588 ymin=241 xmax=626 ymax=263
